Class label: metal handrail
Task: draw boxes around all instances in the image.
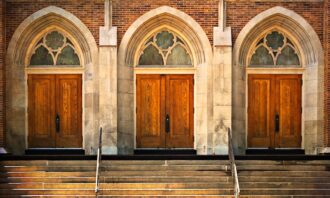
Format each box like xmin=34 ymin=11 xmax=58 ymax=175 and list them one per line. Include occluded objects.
xmin=228 ymin=127 xmax=240 ymax=198
xmin=95 ymin=127 xmax=103 ymax=196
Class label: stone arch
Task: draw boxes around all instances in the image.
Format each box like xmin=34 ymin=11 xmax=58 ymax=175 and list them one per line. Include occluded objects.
xmin=117 ymin=6 xmax=213 ymax=154
xmin=232 ymin=6 xmax=324 ymax=154
xmin=6 ymin=6 xmax=99 ymax=154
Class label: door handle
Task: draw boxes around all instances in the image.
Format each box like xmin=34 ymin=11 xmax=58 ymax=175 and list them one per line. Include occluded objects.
xmin=165 ymin=114 xmax=170 ymax=133
xmin=275 ymin=114 xmax=280 ymax=133
xmin=56 ymin=114 xmax=60 ymax=133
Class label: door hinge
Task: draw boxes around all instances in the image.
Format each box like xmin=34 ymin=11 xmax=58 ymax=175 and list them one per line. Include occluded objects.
xmin=301 ymin=79 xmax=303 ymax=86
xmin=193 ymin=108 xmax=195 ymax=114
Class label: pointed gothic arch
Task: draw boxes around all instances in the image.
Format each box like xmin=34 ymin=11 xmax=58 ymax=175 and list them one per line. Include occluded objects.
xmin=6 ymin=6 xmax=98 ymax=154
xmin=117 ymin=6 xmax=213 ymax=154
xmin=232 ymin=6 xmax=324 ymax=154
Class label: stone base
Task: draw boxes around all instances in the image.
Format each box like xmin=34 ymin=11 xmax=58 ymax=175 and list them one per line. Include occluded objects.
xmin=318 ymin=147 xmax=330 ymax=154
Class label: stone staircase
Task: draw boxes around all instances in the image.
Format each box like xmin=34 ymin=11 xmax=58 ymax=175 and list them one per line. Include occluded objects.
xmin=236 ymin=159 xmax=330 ymax=197
xmin=0 ymin=158 xmax=329 ymax=197
xmin=0 ymin=159 xmax=234 ymax=197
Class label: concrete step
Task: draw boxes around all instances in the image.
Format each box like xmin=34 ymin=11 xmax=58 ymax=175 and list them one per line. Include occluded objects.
xmin=240 ymin=182 xmax=330 ymax=189
xmin=240 ymin=189 xmax=330 ymax=196
xmin=0 ymin=176 xmax=231 ymax=183
xmin=238 ymin=171 xmax=330 ymax=177
xmin=239 ymin=176 xmax=330 ymax=183
xmin=0 ymin=182 xmax=233 ymax=189
xmin=0 ymin=189 xmax=234 ymax=196
xmin=237 ymin=165 xmax=330 ymax=171
xmin=0 ymin=170 xmax=230 ymax=177
xmin=0 ymin=165 xmax=229 ymax=172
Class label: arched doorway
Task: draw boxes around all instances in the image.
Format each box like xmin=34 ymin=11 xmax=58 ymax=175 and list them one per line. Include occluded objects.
xmin=135 ymin=28 xmax=195 ymax=149
xmin=6 ymin=6 xmax=98 ymax=154
xmin=246 ymin=29 xmax=302 ymax=149
xmin=233 ymin=6 xmax=324 ymax=154
xmin=117 ymin=6 xmax=213 ymax=154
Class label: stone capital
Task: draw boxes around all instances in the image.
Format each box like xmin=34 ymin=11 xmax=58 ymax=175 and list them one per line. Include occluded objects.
xmin=213 ymin=27 xmax=232 ymax=47
xmin=99 ymin=26 xmax=117 ymax=46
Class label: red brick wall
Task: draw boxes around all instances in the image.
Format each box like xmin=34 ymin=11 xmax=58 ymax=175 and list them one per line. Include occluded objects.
xmin=0 ymin=0 xmax=5 ymax=147
xmin=112 ymin=0 xmax=218 ymax=47
xmin=226 ymin=1 xmax=324 ymax=45
xmin=326 ymin=0 xmax=330 ymax=147
xmin=5 ymin=0 xmax=104 ymax=48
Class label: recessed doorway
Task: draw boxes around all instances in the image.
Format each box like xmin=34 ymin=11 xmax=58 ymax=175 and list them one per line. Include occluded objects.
xmin=28 ymin=74 xmax=82 ymax=148
xmin=248 ymin=74 xmax=302 ymax=148
xmin=136 ymin=74 xmax=194 ymax=148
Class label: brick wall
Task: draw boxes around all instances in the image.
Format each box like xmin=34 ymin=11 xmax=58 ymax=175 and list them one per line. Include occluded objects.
xmin=112 ymin=0 xmax=218 ymax=47
xmin=226 ymin=1 xmax=324 ymax=45
xmin=5 ymin=0 xmax=104 ymax=48
xmin=0 ymin=0 xmax=4 ymax=147
xmin=326 ymin=0 xmax=330 ymax=146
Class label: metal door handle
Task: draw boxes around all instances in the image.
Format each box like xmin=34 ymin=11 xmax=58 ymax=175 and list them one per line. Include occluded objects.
xmin=165 ymin=114 xmax=170 ymax=133
xmin=56 ymin=114 xmax=60 ymax=133
xmin=275 ymin=114 xmax=279 ymax=133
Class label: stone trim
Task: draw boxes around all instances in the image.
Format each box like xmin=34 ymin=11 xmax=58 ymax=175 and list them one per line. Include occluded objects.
xmin=5 ymin=6 xmax=99 ymax=154
xmin=117 ymin=6 xmax=213 ymax=154
xmin=233 ymin=6 xmax=324 ymax=154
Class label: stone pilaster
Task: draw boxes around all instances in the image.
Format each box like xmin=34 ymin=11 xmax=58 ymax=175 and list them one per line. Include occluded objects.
xmin=98 ymin=0 xmax=118 ymax=154
xmin=211 ymin=0 xmax=232 ymax=154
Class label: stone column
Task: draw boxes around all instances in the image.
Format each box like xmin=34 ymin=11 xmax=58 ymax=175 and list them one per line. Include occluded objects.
xmin=211 ymin=0 xmax=232 ymax=154
xmin=98 ymin=0 xmax=118 ymax=154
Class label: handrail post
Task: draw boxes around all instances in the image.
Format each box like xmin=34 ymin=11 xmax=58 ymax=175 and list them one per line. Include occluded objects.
xmin=95 ymin=127 xmax=103 ymax=195
xmin=228 ymin=127 xmax=240 ymax=198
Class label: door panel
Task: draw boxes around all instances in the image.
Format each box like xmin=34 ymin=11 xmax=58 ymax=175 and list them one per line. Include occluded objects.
xmin=166 ymin=75 xmax=194 ymax=148
xmin=275 ymin=75 xmax=302 ymax=148
xmin=28 ymin=75 xmax=56 ymax=148
xmin=136 ymin=74 xmax=194 ymax=148
xmin=248 ymin=75 xmax=274 ymax=147
xmin=136 ymin=75 xmax=165 ymax=148
xmin=248 ymin=74 xmax=302 ymax=148
xmin=28 ymin=74 xmax=82 ymax=148
xmin=56 ymin=75 xmax=82 ymax=148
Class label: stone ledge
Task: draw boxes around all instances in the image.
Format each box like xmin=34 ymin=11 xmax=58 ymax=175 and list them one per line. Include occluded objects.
xmin=99 ymin=26 xmax=117 ymax=46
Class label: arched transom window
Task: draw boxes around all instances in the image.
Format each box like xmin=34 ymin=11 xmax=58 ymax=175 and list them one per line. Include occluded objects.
xmin=138 ymin=30 xmax=192 ymax=66
xmin=29 ymin=31 xmax=80 ymax=66
xmin=249 ymin=31 xmax=300 ymax=67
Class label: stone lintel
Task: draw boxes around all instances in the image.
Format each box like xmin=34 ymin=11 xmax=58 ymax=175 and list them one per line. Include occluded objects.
xmin=99 ymin=26 xmax=117 ymax=46
xmin=214 ymin=27 xmax=232 ymax=47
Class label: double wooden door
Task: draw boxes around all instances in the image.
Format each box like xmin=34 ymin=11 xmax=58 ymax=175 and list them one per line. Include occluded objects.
xmin=136 ymin=74 xmax=194 ymax=148
xmin=248 ymin=74 xmax=302 ymax=148
xmin=28 ymin=74 xmax=82 ymax=148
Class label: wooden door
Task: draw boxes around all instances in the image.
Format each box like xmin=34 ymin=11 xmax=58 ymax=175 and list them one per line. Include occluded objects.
xmin=166 ymin=75 xmax=194 ymax=148
xmin=28 ymin=74 xmax=82 ymax=148
xmin=248 ymin=75 xmax=275 ymax=148
xmin=28 ymin=75 xmax=56 ymax=148
xmin=56 ymin=75 xmax=82 ymax=148
xmin=248 ymin=74 xmax=302 ymax=148
xmin=136 ymin=75 xmax=165 ymax=148
xmin=136 ymin=74 xmax=194 ymax=148
xmin=275 ymin=75 xmax=302 ymax=148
